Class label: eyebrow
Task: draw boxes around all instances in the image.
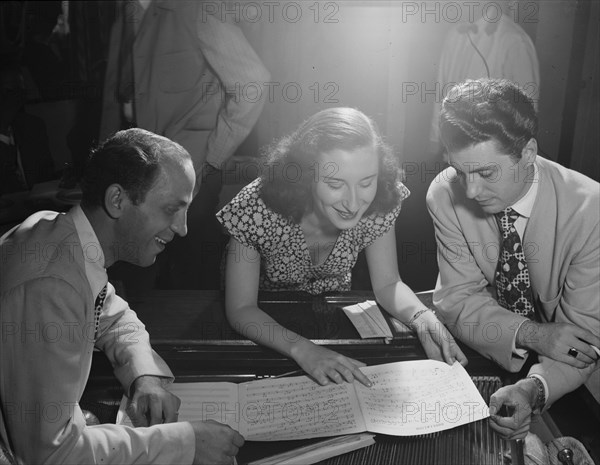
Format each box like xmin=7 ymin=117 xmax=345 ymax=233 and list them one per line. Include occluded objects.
xmin=166 ymin=198 xmax=191 ymax=209
xmin=324 ymin=173 xmax=378 ymax=182
xmin=450 ymin=164 xmax=497 ymax=174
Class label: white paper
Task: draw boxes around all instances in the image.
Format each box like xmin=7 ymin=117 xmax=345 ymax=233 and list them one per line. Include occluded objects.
xmin=116 ymin=360 xmax=489 ymax=440
xmin=116 ymin=382 xmax=240 ymax=431
xmin=239 ymin=375 xmax=365 ymax=441
xmin=342 ymin=300 xmax=393 ymax=339
xmin=354 ymin=360 xmax=490 ymax=436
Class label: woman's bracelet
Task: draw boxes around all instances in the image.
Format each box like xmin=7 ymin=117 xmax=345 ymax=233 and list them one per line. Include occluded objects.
xmin=408 ymin=308 xmax=434 ymax=329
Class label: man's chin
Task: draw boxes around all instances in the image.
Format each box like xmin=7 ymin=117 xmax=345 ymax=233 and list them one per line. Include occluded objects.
xmin=133 ymin=254 xmax=158 ymax=268
xmin=141 ymin=256 xmax=158 ymax=268
xmin=478 ymin=202 xmax=501 ymax=214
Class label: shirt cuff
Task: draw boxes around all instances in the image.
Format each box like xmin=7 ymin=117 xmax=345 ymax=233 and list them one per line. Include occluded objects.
xmin=512 ymin=319 xmax=529 ymax=358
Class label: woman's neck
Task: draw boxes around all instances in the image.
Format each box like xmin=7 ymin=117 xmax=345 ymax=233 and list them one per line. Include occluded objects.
xmin=301 ymin=209 xmax=339 ymax=238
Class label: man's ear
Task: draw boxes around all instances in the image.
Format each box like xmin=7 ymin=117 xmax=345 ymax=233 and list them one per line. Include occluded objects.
xmin=521 ymin=138 xmax=538 ymax=164
xmin=104 ymin=184 xmax=128 ymax=219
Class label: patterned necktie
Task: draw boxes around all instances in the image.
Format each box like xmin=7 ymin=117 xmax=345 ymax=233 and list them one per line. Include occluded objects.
xmin=495 ymin=208 xmax=535 ymax=318
xmin=94 ymin=284 xmax=108 ymax=341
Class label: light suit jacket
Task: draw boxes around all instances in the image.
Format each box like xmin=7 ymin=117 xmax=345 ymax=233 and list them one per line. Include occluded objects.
xmin=427 ymin=156 xmax=600 ymax=406
xmin=0 ymin=207 xmax=194 ymax=464
xmin=99 ymin=0 xmax=269 ymax=173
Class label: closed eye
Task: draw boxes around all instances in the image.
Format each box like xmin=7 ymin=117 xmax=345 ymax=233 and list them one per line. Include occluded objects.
xmin=360 ymin=179 xmax=375 ymax=188
xmin=479 ymin=170 xmax=494 ymax=179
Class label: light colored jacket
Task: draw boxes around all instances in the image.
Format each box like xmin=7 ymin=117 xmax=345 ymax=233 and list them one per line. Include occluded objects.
xmin=0 ymin=207 xmax=194 ymax=464
xmin=427 ymin=156 xmax=600 ymax=406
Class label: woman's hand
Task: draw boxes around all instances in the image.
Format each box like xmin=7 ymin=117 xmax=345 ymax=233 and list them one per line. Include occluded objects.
xmin=290 ymin=339 xmax=372 ymax=387
xmin=412 ymin=310 xmax=468 ymax=366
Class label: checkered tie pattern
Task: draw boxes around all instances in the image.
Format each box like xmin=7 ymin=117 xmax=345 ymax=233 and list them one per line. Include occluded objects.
xmin=94 ymin=284 xmax=108 ymax=341
xmin=495 ymin=208 xmax=535 ymax=318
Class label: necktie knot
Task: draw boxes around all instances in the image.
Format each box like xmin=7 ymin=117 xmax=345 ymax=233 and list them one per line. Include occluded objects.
xmin=496 ymin=207 xmax=519 ymax=232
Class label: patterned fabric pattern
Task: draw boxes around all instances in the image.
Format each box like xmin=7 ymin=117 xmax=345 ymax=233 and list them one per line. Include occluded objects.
xmin=217 ymin=178 xmax=409 ymax=295
xmin=495 ymin=208 xmax=535 ymax=318
xmin=94 ymin=284 xmax=108 ymax=341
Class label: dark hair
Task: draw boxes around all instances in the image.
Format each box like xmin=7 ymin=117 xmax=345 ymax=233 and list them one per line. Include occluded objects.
xmin=259 ymin=107 xmax=404 ymax=223
xmin=80 ymin=128 xmax=191 ymax=207
xmin=439 ymin=78 xmax=538 ymax=159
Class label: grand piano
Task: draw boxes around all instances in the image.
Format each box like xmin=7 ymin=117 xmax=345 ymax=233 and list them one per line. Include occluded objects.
xmin=82 ymin=290 xmax=600 ymax=464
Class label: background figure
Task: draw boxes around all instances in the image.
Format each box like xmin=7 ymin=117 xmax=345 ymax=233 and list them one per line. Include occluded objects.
xmin=100 ymin=0 xmax=270 ymax=290
xmin=0 ymin=62 xmax=55 ymax=195
xmin=429 ymin=1 xmax=540 ymax=155
xmin=62 ymin=0 xmax=117 ymax=187
xmin=218 ymin=108 xmax=466 ymax=387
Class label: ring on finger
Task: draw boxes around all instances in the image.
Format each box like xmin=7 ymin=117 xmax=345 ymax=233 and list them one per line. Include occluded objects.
xmin=567 ymin=347 xmax=579 ymax=358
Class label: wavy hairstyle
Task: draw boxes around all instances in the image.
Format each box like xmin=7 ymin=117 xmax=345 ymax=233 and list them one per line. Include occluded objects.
xmin=439 ymin=78 xmax=538 ymax=160
xmin=259 ymin=107 xmax=404 ymax=223
xmin=81 ymin=128 xmax=191 ymax=207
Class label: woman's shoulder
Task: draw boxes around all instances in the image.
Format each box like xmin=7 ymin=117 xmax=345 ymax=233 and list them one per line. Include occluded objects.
xmin=217 ymin=178 xmax=291 ymax=235
xmin=366 ymin=182 xmax=408 ymax=224
xmin=350 ymin=182 xmax=408 ymax=245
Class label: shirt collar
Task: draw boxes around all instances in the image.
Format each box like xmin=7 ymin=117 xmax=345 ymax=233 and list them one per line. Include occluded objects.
xmin=69 ymin=205 xmax=107 ymax=298
xmin=510 ymin=161 xmax=539 ymax=219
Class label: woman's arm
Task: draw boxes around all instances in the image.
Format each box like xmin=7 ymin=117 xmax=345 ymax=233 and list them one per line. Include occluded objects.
xmin=224 ymin=237 xmax=371 ymax=386
xmin=365 ymin=228 xmax=467 ymax=365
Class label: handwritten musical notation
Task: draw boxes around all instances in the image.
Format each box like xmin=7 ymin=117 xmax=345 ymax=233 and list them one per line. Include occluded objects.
xmin=354 ymin=361 xmax=489 ymax=435
xmin=116 ymin=360 xmax=489 ymax=440
xmin=239 ymin=375 xmax=365 ymax=440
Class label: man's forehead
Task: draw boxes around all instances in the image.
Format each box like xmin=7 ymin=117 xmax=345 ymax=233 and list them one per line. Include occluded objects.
xmin=147 ymin=160 xmax=193 ymax=201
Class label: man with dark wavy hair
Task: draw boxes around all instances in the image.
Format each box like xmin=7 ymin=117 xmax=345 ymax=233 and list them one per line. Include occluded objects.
xmin=0 ymin=128 xmax=243 ymax=464
xmin=427 ymin=78 xmax=599 ymax=439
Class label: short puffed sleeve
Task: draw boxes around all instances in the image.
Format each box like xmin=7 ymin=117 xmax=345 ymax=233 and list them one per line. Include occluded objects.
xmin=353 ymin=182 xmax=410 ymax=250
xmin=216 ymin=178 xmax=285 ymax=253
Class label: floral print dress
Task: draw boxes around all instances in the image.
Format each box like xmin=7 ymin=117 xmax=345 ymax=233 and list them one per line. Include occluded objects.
xmin=216 ymin=178 xmax=409 ymax=295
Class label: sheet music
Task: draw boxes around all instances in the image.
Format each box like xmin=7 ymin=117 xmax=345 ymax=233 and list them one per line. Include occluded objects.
xmin=238 ymin=375 xmax=366 ymax=441
xmin=116 ymin=361 xmax=489 ymax=440
xmin=342 ymin=300 xmax=393 ymax=339
xmin=169 ymin=382 xmax=240 ymax=431
xmin=116 ymin=382 xmax=240 ymax=430
xmin=354 ymin=360 xmax=489 ymax=436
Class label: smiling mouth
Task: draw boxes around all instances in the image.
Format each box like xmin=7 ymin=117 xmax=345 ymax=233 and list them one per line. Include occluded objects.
xmin=155 ymin=237 xmax=167 ymax=246
xmin=334 ymin=208 xmax=358 ymax=220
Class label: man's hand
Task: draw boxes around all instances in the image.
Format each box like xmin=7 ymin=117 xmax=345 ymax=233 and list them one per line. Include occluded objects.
xmin=290 ymin=339 xmax=372 ymax=387
xmin=191 ymin=420 xmax=244 ymax=465
xmin=127 ymin=375 xmax=180 ymax=426
xmin=413 ymin=311 xmax=468 ymax=366
xmin=516 ymin=321 xmax=600 ymax=367
xmin=489 ymin=379 xmax=537 ymax=440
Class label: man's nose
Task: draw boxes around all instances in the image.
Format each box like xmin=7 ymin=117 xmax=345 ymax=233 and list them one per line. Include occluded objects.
xmin=465 ymin=177 xmax=481 ymax=199
xmin=171 ymin=211 xmax=188 ymax=237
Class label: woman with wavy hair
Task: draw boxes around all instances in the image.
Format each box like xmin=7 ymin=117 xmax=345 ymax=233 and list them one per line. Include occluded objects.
xmin=217 ymin=107 xmax=466 ymax=386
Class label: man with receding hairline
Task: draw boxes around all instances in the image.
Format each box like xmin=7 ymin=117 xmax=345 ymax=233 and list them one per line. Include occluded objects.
xmin=0 ymin=128 xmax=243 ymax=464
